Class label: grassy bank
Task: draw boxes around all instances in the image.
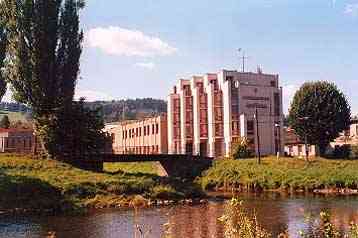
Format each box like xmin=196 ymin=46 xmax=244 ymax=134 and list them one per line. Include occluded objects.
xmin=200 ymin=157 xmax=358 ymax=192
xmin=0 ymin=155 xmax=203 ymax=214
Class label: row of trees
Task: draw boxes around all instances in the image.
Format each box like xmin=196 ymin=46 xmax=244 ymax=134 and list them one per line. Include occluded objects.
xmin=0 ymin=0 xmax=109 ymax=160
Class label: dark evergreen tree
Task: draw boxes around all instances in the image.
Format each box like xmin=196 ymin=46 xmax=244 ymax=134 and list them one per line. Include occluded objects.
xmin=288 ymin=81 xmax=351 ymax=155
xmin=48 ymin=99 xmax=110 ymax=160
xmin=0 ymin=115 xmax=10 ymax=129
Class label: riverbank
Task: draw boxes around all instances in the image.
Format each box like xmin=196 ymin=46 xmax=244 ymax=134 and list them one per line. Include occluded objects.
xmin=0 ymin=154 xmax=204 ymax=215
xmin=200 ymin=157 xmax=358 ymax=193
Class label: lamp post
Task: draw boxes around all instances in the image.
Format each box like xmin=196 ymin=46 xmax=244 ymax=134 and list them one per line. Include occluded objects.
xmin=275 ymin=123 xmax=281 ymax=159
xmin=254 ymin=108 xmax=261 ymax=164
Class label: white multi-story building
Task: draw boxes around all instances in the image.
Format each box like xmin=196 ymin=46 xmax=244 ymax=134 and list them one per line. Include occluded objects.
xmin=167 ymin=69 xmax=284 ymax=158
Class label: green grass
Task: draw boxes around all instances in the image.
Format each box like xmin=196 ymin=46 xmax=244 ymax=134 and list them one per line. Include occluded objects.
xmin=0 ymin=154 xmax=203 ymax=214
xmin=104 ymin=162 xmax=158 ymax=175
xmin=200 ymin=157 xmax=358 ymax=192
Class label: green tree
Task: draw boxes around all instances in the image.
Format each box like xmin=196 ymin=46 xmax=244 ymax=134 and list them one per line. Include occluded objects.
xmin=0 ymin=15 xmax=7 ymax=102
xmin=288 ymin=81 xmax=351 ymax=155
xmin=1 ymin=0 xmax=88 ymax=158
xmin=0 ymin=115 xmax=10 ymax=129
xmin=45 ymin=99 xmax=110 ymax=160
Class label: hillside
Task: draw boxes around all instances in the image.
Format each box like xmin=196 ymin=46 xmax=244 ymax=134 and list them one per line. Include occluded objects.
xmin=85 ymin=98 xmax=167 ymax=123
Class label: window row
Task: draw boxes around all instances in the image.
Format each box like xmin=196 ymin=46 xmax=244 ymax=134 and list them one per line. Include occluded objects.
xmin=123 ymin=145 xmax=160 ymax=154
xmin=122 ymin=124 xmax=159 ymax=139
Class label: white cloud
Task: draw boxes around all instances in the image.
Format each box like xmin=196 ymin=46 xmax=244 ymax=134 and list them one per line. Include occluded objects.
xmin=75 ymin=89 xmax=113 ymax=102
xmin=344 ymin=3 xmax=358 ymax=16
xmin=283 ymin=84 xmax=299 ymax=113
xmin=86 ymin=26 xmax=177 ymax=57
xmin=134 ymin=62 xmax=156 ymax=70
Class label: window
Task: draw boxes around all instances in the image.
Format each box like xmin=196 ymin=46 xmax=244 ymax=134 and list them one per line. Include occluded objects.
xmin=147 ymin=125 xmax=150 ymax=135
xmin=156 ymin=124 xmax=159 ymax=134
xmin=274 ymin=93 xmax=280 ymax=116
xmin=247 ymin=121 xmax=254 ymax=135
xmin=270 ymin=80 xmax=276 ymax=87
xmin=136 ymin=128 xmax=138 ymax=137
xmin=139 ymin=127 xmax=141 ymax=137
xmin=298 ymin=145 xmax=303 ymax=154
xmin=152 ymin=124 xmax=155 ymax=134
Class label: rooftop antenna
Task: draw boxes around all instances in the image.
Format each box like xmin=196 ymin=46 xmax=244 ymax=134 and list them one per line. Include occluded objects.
xmin=238 ymin=48 xmax=249 ymax=72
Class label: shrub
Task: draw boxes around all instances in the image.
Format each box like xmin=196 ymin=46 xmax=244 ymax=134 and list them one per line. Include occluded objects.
xmin=231 ymin=137 xmax=253 ymax=159
xmin=332 ymin=145 xmax=351 ymax=159
xmin=150 ymin=185 xmax=183 ymax=199
xmin=350 ymin=146 xmax=358 ymax=159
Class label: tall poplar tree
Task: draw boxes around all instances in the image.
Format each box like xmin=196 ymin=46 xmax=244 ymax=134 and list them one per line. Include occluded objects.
xmin=0 ymin=0 xmax=107 ymax=159
xmin=0 ymin=16 xmax=7 ymax=101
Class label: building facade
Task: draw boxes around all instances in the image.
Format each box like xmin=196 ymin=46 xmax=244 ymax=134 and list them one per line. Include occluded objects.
xmin=0 ymin=129 xmax=35 ymax=153
xmin=106 ymin=114 xmax=168 ymax=154
xmin=167 ymin=69 xmax=284 ymax=158
xmin=284 ymin=127 xmax=317 ymax=157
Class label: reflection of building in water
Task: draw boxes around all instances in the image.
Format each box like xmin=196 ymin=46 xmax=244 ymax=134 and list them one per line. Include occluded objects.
xmin=166 ymin=203 xmax=223 ymax=238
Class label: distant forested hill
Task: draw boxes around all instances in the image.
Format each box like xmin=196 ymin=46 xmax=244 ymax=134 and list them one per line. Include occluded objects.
xmin=85 ymin=98 xmax=167 ymax=123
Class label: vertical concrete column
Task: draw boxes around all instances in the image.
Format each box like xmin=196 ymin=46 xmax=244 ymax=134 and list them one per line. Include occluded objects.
xmin=240 ymin=114 xmax=247 ymax=138
xmin=180 ymin=87 xmax=186 ymax=154
xmin=167 ymin=95 xmax=174 ymax=154
xmin=192 ymin=83 xmax=201 ymax=155
xmin=220 ymin=74 xmax=232 ymax=157
xmin=205 ymin=78 xmax=215 ymax=157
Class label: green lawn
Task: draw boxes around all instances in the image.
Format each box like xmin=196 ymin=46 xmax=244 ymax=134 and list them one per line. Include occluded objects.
xmin=104 ymin=162 xmax=158 ymax=175
xmin=0 ymin=154 xmax=203 ymax=214
xmin=200 ymin=157 xmax=358 ymax=192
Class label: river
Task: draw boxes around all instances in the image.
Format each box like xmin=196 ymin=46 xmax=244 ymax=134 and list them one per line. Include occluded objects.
xmin=1 ymin=193 xmax=358 ymax=238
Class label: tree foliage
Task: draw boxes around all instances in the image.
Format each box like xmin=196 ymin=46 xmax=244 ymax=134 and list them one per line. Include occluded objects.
xmin=0 ymin=15 xmax=7 ymax=102
xmin=0 ymin=115 xmax=10 ymax=129
xmin=39 ymin=99 xmax=110 ymax=160
xmin=1 ymin=0 xmax=109 ymax=159
xmin=288 ymin=81 xmax=351 ymax=155
xmin=1 ymin=0 xmax=83 ymax=114
xmin=86 ymin=98 xmax=167 ymax=123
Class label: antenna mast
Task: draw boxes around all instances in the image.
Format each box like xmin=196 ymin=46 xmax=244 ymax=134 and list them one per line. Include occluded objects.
xmin=238 ymin=48 xmax=249 ymax=72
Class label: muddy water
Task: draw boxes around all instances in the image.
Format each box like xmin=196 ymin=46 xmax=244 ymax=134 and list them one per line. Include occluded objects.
xmin=1 ymin=193 xmax=358 ymax=238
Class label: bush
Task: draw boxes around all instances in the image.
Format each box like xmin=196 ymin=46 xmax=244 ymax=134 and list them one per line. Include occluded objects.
xmin=150 ymin=185 xmax=183 ymax=199
xmin=351 ymin=146 xmax=358 ymax=159
xmin=332 ymin=145 xmax=351 ymax=159
xmin=231 ymin=138 xmax=253 ymax=159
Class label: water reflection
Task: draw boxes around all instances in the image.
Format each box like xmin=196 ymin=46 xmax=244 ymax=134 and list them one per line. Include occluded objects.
xmin=1 ymin=194 xmax=358 ymax=238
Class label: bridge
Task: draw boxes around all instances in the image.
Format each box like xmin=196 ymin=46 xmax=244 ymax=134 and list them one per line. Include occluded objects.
xmin=70 ymin=154 xmax=214 ymax=178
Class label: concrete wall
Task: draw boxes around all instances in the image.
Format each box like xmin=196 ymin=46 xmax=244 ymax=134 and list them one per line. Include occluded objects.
xmin=107 ymin=115 xmax=168 ymax=154
xmin=167 ymin=69 xmax=284 ymax=158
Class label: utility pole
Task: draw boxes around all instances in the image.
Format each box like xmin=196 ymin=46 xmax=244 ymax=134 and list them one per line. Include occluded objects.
xmin=304 ymin=132 xmax=309 ymax=162
xmin=254 ymin=107 xmax=261 ymax=164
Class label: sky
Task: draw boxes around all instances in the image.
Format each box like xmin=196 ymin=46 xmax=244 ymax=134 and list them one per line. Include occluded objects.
xmin=4 ymin=0 xmax=358 ymax=114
